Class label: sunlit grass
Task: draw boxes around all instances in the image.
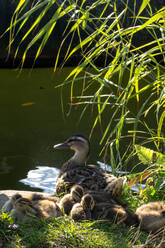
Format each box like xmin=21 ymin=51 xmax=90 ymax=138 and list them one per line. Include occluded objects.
xmin=1 ymin=212 xmax=164 ymax=248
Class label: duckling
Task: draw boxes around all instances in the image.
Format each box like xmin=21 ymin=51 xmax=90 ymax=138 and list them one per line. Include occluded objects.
xmin=3 ymin=193 xmax=62 ymax=221
xmin=59 ymin=184 xmax=84 ymax=215
xmin=73 ymin=188 xmax=137 ymax=226
xmin=91 ymin=201 xmax=138 ymax=226
xmin=33 ymin=199 xmax=63 ymax=219
xmin=2 ymin=193 xmax=22 ymax=212
xmin=136 ymin=201 xmax=165 ymax=233
xmin=30 ymin=193 xmax=59 ymax=204
xmin=70 ymin=193 xmax=95 ymax=221
xmin=53 ymin=134 xmax=125 ymax=198
xmin=87 ymin=190 xmax=128 ymax=207
xmin=2 ymin=192 xmax=59 ymax=213
xmin=11 ymin=196 xmax=37 ymax=221
xmin=17 ymin=193 xmax=62 ymax=219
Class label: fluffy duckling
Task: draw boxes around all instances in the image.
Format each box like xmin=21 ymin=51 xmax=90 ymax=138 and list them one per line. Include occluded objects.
xmin=87 ymin=190 xmax=128 ymax=207
xmin=136 ymin=201 xmax=165 ymax=233
xmin=53 ymin=134 xmax=125 ymax=198
xmin=30 ymin=193 xmax=59 ymax=204
xmin=10 ymin=196 xmax=37 ymax=221
xmin=3 ymin=193 xmax=62 ymax=221
xmin=2 ymin=193 xmax=22 ymax=212
xmin=2 ymin=193 xmax=59 ymax=213
xmin=92 ymin=202 xmax=138 ymax=226
xmin=70 ymin=193 xmax=95 ymax=221
xmin=33 ymin=199 xmax=62 ymax=219
xmin=59 ymin=185 xmax=84 ymax=215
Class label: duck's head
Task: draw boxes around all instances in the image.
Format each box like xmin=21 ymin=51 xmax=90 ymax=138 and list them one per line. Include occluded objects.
xmin=70 ymin=185 xmax=84 ymax=202
xmin=53 ymin=134 xmax=90 ymax=164
xmin=81 ymin=193 xmax=95 ymax=219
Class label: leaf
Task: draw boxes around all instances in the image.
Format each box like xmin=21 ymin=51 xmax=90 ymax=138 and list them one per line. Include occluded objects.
xmin=128 ymin=171 xmax=151 ymax=187
xmin=131 ymin=8 xmax=165 ymax=35
xmin=128 ymin=178 xmax=137 ymax=187
xmin=21 ymin=102 xmax=36 ymax=106
xmin=135 ymin=145 xmax=165 ymax=165
xmin=137 ymin=0 xmax=150 ymax=17
xmin=158 ymin=110 xmax=165 ymax=140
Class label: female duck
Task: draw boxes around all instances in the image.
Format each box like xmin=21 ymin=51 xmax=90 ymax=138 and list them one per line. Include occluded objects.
xmin=53 ymin=134 xmax=125 ymax=198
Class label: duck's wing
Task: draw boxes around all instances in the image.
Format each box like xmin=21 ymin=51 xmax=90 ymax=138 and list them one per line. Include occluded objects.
xmin=56 ymin=164 xmax=125 ymax=198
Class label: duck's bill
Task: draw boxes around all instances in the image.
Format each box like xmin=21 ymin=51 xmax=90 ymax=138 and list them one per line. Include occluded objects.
xmin=53 ymin=142 xmax=69 ymax=149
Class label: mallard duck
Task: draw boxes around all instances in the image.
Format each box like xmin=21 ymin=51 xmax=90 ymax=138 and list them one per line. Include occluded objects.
xmin=70 ymin=193 xmax=95 ymax=221
xmin=136 ymin=201 xmax=165 ymax=233
xmin=59 ymin=184 xmax=84 ymax=215
xmin=53 ymin=134 xmax=125 ymax=198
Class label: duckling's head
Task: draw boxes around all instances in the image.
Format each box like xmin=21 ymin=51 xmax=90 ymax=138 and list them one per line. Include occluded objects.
xmin=81 ymin=193 xmax=95 ymax=219
xmin=70 ymin=185 xmax=84 ymax=202
xmin=11 ymin=193 xmax=22 ymax=205
xmin=53 ymin=134 xmax=90 ymax=164
xmin=13 ymin=198 xmax=32 ymax=211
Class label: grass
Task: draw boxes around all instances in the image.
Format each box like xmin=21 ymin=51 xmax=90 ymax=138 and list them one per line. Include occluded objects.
xmin=0 ymin=183 xmax=164 ymax=248
xmin=1 ymin=213 xmax=164 ymax=248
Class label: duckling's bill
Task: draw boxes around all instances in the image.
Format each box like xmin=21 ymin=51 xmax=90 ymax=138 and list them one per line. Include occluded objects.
xmin=85 ymin=208 xmax=92 ymax=220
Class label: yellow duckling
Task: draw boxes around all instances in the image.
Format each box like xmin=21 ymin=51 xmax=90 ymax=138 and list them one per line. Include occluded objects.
xmin=70 ymin=193 xmax=95 ymax=221
xmin=136 ymin=201 xmax=165 ymax=233
xmin=53 ymin=134 xmax=125 ymax=198
xmin=59 ymin=184 xmax=84 ymax=215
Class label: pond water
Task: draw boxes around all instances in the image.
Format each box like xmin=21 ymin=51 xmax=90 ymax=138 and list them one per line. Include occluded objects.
xmin=0 ymin=68 xmax=104 ymax=192
xmin=0 ymin=67 xmax=160 ymax=193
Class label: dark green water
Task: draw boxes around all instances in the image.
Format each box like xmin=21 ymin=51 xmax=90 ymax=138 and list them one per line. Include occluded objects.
xmin=0 ymin=67 xmax=161 ymax=192
xmin=0 ymin=68 xmax=102 ymax=191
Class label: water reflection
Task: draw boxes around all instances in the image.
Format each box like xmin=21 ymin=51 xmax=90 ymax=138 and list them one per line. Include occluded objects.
xmin=20 ymin=166 xmax=59 ymax=193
